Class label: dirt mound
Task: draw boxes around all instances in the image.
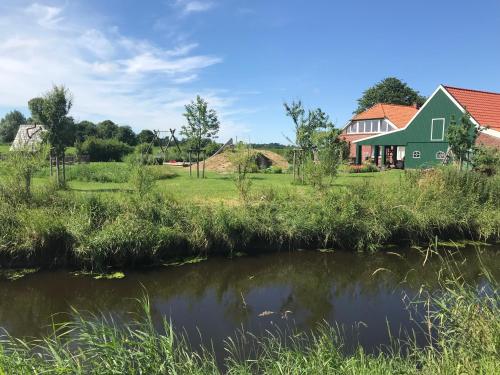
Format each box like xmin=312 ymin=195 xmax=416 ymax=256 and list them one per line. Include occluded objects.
xmin=203 ymin=149 xmax=289 ymax=173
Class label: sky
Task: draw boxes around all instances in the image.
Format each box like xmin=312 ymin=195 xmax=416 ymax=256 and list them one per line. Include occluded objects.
xmin=0 ymin=0 xmax=499 ymax=143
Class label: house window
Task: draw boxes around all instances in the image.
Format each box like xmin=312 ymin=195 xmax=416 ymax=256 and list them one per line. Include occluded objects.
xmin=380 ymin=121 xmax=387 ymax=132
xmin=431 ymin=118 xmax=445 ymax=141
xmin=412 ymin=151 xmax=421 ymax=159
xmin=436 ymin=151 xmax=446 ymax=160
xmin=373 ymin=120 xmax=379 ymax=132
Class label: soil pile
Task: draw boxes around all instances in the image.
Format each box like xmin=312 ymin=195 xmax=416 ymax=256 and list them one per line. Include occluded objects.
xmin=203 ymin=149 xmax=289 ymax=173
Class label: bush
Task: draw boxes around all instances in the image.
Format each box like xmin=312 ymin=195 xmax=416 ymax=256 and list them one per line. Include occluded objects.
xmin=263 ymin=166 xmax=283 ymax=174
xmin=473 ymin=146 xmax=500 ymax=176
xmin=67 ymin=163 xmax=131 ymax=183
xmin=346 ymin=161 xmax=379 ymax=173
xmin=78 ymin=137 xmax=133 ymax=162
xmin=135 ymin=143 xmax=153 ymax=155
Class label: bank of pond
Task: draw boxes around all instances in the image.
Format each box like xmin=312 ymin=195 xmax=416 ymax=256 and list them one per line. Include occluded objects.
xmin=0 ymin=246 xmax=498 ymax=373
xmin=0 ymin=168 xmax=498 ymax=270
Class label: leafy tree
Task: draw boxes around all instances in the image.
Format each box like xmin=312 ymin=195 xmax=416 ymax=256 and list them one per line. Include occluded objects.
xmin=28 ymin=85 xmax=74 ymax=186
xmin=0 ymin=110 xmax=26 ymax=143
xmin=97 ymin=120 xmax=119 ymax=139
xmin=137 ymin=129 xmax=155 ymax=145
xmin=284 ymin=101 xmax=346 ymax=187
xmin=446 ymin=111 xmax=479 ymax=170
xmin=355 ymin=77 xmax=426 ymax=114
xmin=75 ymin=120 xmax=97 ymax=143
xmin=181 ymin=95 xmax=220 ymax=177
xmin=116 ymin=125 xmax=137 ymax=146
xmin=472 ymin=146 xmax=500 ymax=176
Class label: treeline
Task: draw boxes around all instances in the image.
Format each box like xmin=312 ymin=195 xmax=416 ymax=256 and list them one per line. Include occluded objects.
xmin=0 ymin=109 xmax=156 ymax=147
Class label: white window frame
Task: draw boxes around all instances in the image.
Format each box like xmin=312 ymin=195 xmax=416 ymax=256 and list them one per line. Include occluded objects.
xmin=412 ymin=151 xmax=421 ymax=159
xmin=431 ymin=118 xmax=445 ymax=141
xmin=436 ymin=151 xmax=446 ymax=160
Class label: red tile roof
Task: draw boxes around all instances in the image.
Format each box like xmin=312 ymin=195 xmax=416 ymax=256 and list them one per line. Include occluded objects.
xmin=444 ymin=86 xmax=500 ymax=131
xmin=352 ymin=103 xmax=418 ymax=128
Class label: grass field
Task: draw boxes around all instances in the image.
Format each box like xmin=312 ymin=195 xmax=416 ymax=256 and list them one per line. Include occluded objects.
xmin=0 ymin=143 xmax=10 ymax=153
xmin=13 ymin=160 xmax=403 ymax=203
xmin=66 ymin=164 xmax=403 ymax=203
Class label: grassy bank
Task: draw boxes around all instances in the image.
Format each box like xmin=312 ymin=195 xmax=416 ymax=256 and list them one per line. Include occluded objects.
xmin=0 ymin=166 xmax=498 ymax=269
xmin=0 ymin=255 xmax=498 ymax=374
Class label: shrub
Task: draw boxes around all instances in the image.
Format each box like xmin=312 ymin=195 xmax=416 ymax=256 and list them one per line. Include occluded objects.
xmin=78 ymin=137 xmax=133 ymax=162
xmin=135 ymin=143 xmax=153 ymax=155
xmin=473 ymin=146 xmax=500 ymax=176
xmin=263 ymin=166 xmax=283 ymax=174
xmin=67 ymin=163 xmax=131 ymax=183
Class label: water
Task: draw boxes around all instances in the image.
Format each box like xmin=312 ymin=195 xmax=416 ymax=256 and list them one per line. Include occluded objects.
xmin=0 ymin=247 xmax=498 ymax=361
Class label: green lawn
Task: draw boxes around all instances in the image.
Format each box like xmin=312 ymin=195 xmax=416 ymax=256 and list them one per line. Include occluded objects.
xmin=66 ymin=163 xmax=403 ymax=203
xmin=0 ymin=143 xmax=10 ymax=153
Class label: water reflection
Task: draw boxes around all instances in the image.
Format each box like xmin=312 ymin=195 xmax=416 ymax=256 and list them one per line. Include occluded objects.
xmin=0 ymin=247 xmax=497 ymax=357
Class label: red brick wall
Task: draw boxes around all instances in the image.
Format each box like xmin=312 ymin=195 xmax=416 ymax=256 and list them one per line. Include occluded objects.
xmin=341 ymin=132 xmax=378 ymax=159
xmin=476 ymin=132 xmax=500 ymax=149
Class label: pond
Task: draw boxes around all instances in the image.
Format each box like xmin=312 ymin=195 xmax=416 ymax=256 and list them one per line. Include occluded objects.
xmin=0 ymin=246 xmax=498 ymax=363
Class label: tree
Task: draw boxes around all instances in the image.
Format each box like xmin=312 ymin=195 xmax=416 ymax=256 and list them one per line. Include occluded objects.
xmin=137 ymin=129 xmax=155 ymax=145
xmin=0 ymin=110 xmax=27 ymax=143
xmin=284 ymin=101 xmax=345 ymax=187
xmin=446 ymin=111 xmax=479 ymax=170
xmin=355 ymin=77 xmax=426 ymax=114
xmin=28 ymin=85 xmax=74 ymax=186
xmin=116 ymin=125 xmax=137 ymax=145
xmin=75 ymin=120 xmax=97 ymax=143
xmin=96 ymin=120 xmax=119 ymax=139
xmin=180 ymin=95 xmax=220 ymax=177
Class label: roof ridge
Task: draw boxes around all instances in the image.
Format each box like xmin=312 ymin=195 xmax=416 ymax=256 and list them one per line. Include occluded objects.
xmin=380 ymin=103 xmax=416 ymax=108
xmin=443 ymin=85 xmax=500 ymax=96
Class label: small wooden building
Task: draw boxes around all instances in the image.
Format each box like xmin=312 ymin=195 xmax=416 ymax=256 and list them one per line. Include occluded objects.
xmin=353 ymin=85 xmax=500 ymax=168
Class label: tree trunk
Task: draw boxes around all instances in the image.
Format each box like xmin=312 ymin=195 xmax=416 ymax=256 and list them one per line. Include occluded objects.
xmin=62 ymin=152 xmax=66 ymax=183
xmin=55 ymin=156 xmax=60 ymax=186
xmin=196 ymin=151 xmax=200 ymax=178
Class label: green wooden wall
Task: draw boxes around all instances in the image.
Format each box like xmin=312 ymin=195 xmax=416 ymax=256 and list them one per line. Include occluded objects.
xmin=356 ymin=88 xmax=465 ymax=168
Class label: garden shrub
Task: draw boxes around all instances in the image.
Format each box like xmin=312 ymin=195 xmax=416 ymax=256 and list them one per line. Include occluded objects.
xmin=78 ymin=137 xmax=133 ymax=162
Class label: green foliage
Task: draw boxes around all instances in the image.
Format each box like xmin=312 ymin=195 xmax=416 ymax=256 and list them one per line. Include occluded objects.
xmin=229 ymin=143 xmax=255 ymax=201
xmin=0 ymin=110 xmax=26 ymax=143
xmin=0 ymin=166 xmax=498 ymax=270
xmin=0 ymin=146 xmax=48 ymax=203
xmin=355 ymin=77 xmax=426 ymax=114
xmin=137 ymin=129 xmax=155 ymax=144
xmin=77 ymin=137 xmax=133 ymax=162
xmin=473 ymin=146 xmax=500 ymax=176
xmin=284 ymin=101 xmax=346 ymax=187
xmin=129 ymin=164 xmax=157 ymax=195
xmin=135 ymin=142 xmax=153 ymax=155
xmin=446 ymin=111 xmax=479 ymax=170
xmin=67 ymin=163 xmax=132 ymax=183
xmin=96 ymin=120 xmax=119 ymax=139
xmin=115 ymin=125 xmax=137 ymax=146
xmin=181 ymin=95 xmax=220 ymax=151
xmin=28 ymin=85 xmax=74 ymax=156
xmin=74 ymin=120 xmax=97 ymax=143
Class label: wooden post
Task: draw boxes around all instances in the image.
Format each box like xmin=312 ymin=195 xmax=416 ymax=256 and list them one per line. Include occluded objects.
xmin=292 ymin=150 xmax=296 ymax=181
xmin=189 ymin=151 xmax=192 ymax=177
xmin=355 ymin=145 xmax=362 ymax=165
xmin=62 ymin=153 xmax=66 ymax=183
xmin=196 ymin=150 xmax=200 ymax=178
xmin=381 ymin=146 xmax=387 ymax=166
xmin=55 ymin=156 xmax=60 ymax=186
xmin=374 ymin=145 xmax=380 ymax=166
xmin=202 ymin=150 xmax=206 ymax=178
xmin=49 ymin=155 xmax=53 ymax=176
xmin=392 ymin=146 xmax=398 ymax=165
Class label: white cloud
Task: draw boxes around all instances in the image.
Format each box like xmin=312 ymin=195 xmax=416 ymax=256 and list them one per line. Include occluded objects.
xmin=0 ymin=1 xmax=247 ymax=135
xmin=26 ymin=3 xmax=64 ymax=28
xmin=174 ymin=0 xmax=215 ymax=14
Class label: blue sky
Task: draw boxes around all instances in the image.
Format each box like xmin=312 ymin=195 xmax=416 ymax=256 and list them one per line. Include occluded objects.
xmin=0 ymin=0 xmax=499 ymax=143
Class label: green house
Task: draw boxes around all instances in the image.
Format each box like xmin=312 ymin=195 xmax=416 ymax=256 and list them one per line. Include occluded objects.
xmin=353 ymin=85 xmax=500 ymax=168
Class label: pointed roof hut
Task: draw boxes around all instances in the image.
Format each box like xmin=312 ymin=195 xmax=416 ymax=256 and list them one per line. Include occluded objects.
xmin=10 ymin=124 xmax=46 ymax=151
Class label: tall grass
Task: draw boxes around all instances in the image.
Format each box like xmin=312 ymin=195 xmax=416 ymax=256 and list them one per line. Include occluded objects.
xmin=0 ymin=253 xmax=498 ymax=374
xmin=0 ymin=167 xmax=498 ymax=269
